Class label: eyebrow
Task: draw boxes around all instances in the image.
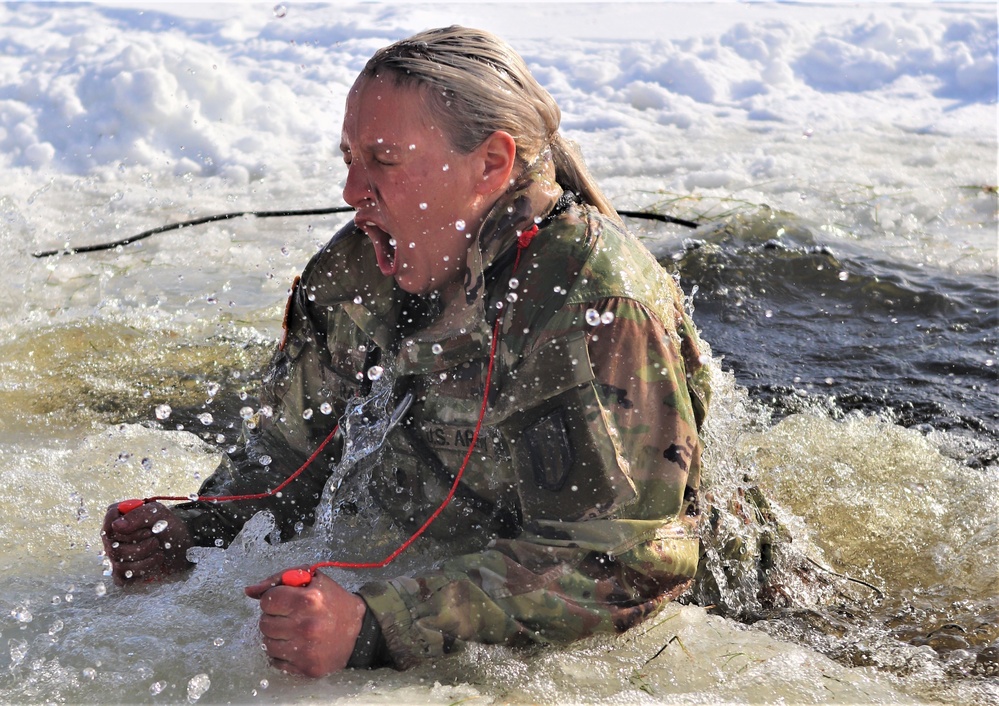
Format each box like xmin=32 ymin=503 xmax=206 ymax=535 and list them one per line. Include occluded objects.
xmin=340 ymin=140 xmax=402 ymax=160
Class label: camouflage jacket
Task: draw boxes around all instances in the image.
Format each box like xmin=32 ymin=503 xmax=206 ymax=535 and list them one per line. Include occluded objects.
xmin=173 ymin=157 xmax=712 ymax=668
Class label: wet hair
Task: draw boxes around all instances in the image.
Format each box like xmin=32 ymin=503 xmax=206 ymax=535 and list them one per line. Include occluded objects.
xmin=359 ymin=26 xmax=617 ymax=217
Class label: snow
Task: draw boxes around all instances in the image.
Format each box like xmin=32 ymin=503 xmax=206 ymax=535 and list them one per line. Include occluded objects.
xmin=1 ymin=2 xmax=992 ymax=185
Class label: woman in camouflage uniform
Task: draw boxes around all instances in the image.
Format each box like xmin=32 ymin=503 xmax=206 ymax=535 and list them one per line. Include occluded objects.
xmin=102 ymin=26 xmax=712 ymax=677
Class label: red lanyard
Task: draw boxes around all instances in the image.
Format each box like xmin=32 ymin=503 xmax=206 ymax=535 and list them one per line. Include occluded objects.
xmin=118 ymin=225 xmax=540 ymax=587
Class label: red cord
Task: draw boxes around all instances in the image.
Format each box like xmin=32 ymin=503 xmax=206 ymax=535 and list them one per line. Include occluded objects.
xmin=305 ymin=225 xmax=537 ymax=577
xmin=121 ymin=420 xmax=341 ymax=510
xmin=121 ymin=225 xmax=538 ymax=585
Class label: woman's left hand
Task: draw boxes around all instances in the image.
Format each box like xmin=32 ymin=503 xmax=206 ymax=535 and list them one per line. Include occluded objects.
xmin=245 ymin=569 xmax=366 ymax=677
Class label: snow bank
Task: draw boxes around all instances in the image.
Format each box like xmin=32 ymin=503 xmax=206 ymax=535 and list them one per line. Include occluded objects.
xmin=0 ymin=2 xmax=993 ymax=183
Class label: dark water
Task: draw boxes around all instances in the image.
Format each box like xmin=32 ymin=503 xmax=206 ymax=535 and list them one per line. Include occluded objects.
xmin=658 ymin=208 xmax=999 ymax=679
xmin=666 ymin=209 xmax=999 ymax=459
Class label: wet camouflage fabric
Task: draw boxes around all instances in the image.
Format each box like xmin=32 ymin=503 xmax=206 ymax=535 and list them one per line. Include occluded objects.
xmin=172 ymin=156 xmax=712 ymax=668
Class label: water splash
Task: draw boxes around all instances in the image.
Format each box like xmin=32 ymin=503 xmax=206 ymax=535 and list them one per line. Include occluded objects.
xmin=315 ymin=372 xmax=412 ymax=537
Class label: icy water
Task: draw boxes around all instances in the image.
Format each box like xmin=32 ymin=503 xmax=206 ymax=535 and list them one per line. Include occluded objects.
xmin=0 ymin=170 xmax=996 ymax=705
xmin=0 ymin=1 xmax=997 ymax=704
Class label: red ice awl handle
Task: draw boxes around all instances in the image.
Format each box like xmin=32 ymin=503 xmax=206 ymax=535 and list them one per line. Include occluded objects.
xmin=281 ymin=569 xmax=314 ymax=587
xmin=118 ymin=498 xmax=146 ymax=514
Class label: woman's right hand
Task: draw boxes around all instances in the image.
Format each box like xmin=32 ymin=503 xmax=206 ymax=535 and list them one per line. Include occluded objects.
xmin=101 ymin=501 xmax=194 ymax=586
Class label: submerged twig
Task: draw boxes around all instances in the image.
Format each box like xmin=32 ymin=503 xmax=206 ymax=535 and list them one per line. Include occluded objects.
xmin=805 ymin=556 xmax=885 ymax=599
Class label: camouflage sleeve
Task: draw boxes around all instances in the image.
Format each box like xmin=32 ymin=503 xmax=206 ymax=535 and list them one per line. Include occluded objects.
xmin=359 ymin=296 xmax=711 ymax=668
xmin=171 ymin=272 xmax=348 ymax=548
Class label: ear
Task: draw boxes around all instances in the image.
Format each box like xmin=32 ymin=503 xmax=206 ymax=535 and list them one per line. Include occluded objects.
xmin=473 ymin=130 xmax=518 ymax=196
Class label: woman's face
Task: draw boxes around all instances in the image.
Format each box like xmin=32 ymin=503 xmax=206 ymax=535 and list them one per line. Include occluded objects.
xmin=340 ymin=75 xmax=493 ymax=296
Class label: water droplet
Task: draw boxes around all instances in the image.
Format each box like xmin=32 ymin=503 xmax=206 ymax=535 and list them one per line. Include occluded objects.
xmin=197 ymin=413 xmax=213 ymax=426
xmin=48 ymin=619 xmax=64 ymax=635
xmin=600 ymin=311 xmax=615 ymax=325
xmin=239 ymin=406 xmax=254 ymax=420
xmin=442 ymin=163 xmax=450 ymax=172
xmin=272 ymin=4 xmax=287 ymax=18
xmin=95 ymin=584 xmax=107 ymax=597
xmin=431 ymin=343 xmax=443 ymax=355
xmin=150 ymin=681 xmax=166 ymax=696
xmin=259 ymin=455 xmax=273 ymax=466
xmin=259 ymin=679 xmax=269 ymax=689
xmin=11 ymin=606 xmax=31 ymax=623
xmin=353 ymin=295 xmax=363 ymax=304
xmin=214 ymin=539 xmax=224 ymax=547
xmin=151 ymin=520 xmax=169 ymax=534
xmin=455 ymin=220 xmax=466 ymax=232
xmin=213 ymin=637 xmax=225 ymax=647
xmin=124 ymin=570 xmax=133 ymax=579
xmin=206 ymin=382 xmax=220 ymax=397
xmin=764 ymin=309 xmax=774 ymax=318
xmin=508 ymin=278 xmax=519 ymax=289
xmin=9 ymin=639 xmax=27 ymax=667
xmin=82 ymin=667 xmax=96 ymax=680
xmin=187 ymin=493 xmax=199 ymax=501
xmin=320 ymin=402 xmax=333 ymax=415
xmin=141 ymin=457 xmax=153 ymax=471
xmin=419 ymin=202 xmax=428 ymax=210
xmin=585 ymin=309 xmax=601 ymax=326
xmin=155 ymin=404 xmax=172 ymax=420
xmin=367 ymin=365 xmax=384 ymax=381
xmin=259 ymin=406 xmax=274 ymax=418
xmin=838 ymin=271 xmax=849 ymax=281
xmin=302 ymin=408 xmax=313 ymax=420
xmin=187 ymin=673 xmax=211 ymax=702
xmin=294 ymin=521 xmax=305 ymax=534
xmin=506 ymin=292 xmax=518 ymax=303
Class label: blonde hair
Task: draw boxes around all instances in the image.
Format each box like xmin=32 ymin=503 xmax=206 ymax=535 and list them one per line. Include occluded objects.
xmin=360 ymin=26 xmax=617 ymax=217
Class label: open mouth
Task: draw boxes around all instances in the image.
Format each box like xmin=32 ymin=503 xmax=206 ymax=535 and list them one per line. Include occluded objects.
xmin=359 ymin=220 xmax=397 ymax=277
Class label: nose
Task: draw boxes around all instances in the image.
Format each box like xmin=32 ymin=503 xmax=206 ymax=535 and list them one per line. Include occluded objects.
xmin=342 ymin=161 xmax=374 ymax=209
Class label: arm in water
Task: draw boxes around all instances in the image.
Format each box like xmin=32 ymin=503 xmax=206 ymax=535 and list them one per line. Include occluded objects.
xmin=101 ymin=501 xmax=194 ymax=585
